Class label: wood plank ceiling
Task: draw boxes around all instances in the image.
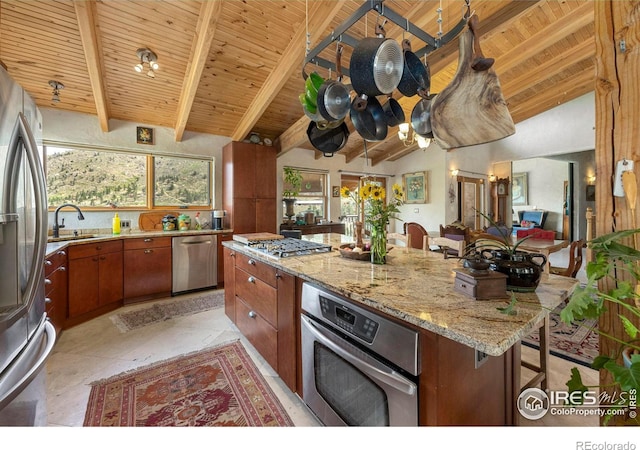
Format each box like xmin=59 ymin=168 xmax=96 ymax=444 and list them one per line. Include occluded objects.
xmin=0 ymin=0 xmax=595 ymax=165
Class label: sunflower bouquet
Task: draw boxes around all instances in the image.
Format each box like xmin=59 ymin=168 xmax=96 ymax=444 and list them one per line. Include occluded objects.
xmin=360 ymin=182 xmax=404 ymax=264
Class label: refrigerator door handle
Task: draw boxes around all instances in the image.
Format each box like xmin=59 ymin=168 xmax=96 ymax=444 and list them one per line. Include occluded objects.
xmin=0 ymin=318 xmax=56 ymax=411
xmin=3 ymin=113 xmax=48 ymax=316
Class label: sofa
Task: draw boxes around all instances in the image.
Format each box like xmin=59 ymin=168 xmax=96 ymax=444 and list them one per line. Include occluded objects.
xmin=511 ymin=210 xmax=548 ymax=237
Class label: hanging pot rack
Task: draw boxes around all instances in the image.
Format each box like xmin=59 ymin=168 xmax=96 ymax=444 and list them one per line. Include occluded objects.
xmin=302 ymin=0 xmax=470 ymax=80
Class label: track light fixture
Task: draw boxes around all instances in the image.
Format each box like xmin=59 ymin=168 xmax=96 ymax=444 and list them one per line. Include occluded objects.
xmin=49 ymin=80 xmax=64 ymax=103
xmin=134 ymin=48 xmax=159 ymax=78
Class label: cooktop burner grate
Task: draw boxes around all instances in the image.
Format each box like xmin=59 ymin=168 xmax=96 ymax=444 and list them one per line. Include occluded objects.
xmin=246 ymin=238 xmax=332 ymax=258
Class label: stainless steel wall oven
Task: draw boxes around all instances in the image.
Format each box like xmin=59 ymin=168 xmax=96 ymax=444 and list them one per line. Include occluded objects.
xmin=300 ymin=283 xmax=420 ymax=426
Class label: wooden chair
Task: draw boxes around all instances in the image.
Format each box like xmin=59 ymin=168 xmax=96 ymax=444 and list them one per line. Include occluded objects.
xmin=387 ymin=232 xmax=410 ymax=253
xmin=404 ymin=222 xmax=428 ymax=249
xmin=550 ymin=239 xmax=585 ymax=278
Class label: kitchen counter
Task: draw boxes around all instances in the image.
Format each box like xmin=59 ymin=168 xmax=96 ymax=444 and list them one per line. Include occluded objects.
xmin=46 ymin=229 xmax=232 ymax=257
xmin=223 ymin=233 xmax=578 ymax=356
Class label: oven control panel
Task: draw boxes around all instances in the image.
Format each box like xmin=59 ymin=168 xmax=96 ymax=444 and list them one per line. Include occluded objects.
xmin=320 ymin=295 xmax=379 ymax=343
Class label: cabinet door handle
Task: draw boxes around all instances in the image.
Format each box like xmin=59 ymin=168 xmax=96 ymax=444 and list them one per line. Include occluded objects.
xmin=248 ymin=310 xmax=257 ymax=319
xmin=45 ymin=260 xmax=52 ymax=266
xmin=57 ymin=250 xmax=66 ymax=256
xmin=144 ymin=249 xmax=153 ymax=254
xmin=275 ymin=273 xmax=282 ymax=279
xmin=45 ymin=297 xmax=52 ymax=304
xmin=144 ymin=238 xmax=153 ymax=242
xmin=248 ymin=276 xmax=255 ymax=283
xmin=248 ymin=259 xmax=256 ymax=265
xmin=44 ymin=278 xmax=52 ymax=285
xmin=230 ymin=251 xmax=235 ymax=257
xmin=60 ymin=266 xmax=66 ymax=271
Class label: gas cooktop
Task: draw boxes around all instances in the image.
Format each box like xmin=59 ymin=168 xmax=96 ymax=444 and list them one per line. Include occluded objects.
xmin=245 ymin=238 xmax=333 ymax=258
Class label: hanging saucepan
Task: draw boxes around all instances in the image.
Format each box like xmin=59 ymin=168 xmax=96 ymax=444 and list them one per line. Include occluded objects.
xmin=397 ymin=39 xmax=430 ymax=97
xmin=306 ymin=120 xmax=350 ymax=157
xmin=349 ymin=94 xmax=388 ymax=141
xmin=349 ymin=22 xmax=403 ymax=97
xmin=317 ymin=45 xmax=351 ymax=122
xmin=382 ymin=95 xmax=405 ymax=127
xmin=410 ymin=93 xmax=436 ymax=138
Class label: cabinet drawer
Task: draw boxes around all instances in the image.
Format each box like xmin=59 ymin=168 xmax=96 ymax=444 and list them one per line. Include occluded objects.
xmin=45 ymin=249 xmax=67 ymax=275
xmin=68 ymin=240 xmax=123 ymax=259
xmin=235 ymin=267 xmax=277 ymax=326
xmin=123 ymin=236 xmax=172 ymax=250
xmin=235 ymin=253 xmax=277 ymax=287
xmin=235 ymin=297 xmax=277 ymax=370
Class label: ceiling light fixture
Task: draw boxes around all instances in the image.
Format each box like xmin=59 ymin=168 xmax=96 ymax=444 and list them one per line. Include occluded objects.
xmin=48 ymin=80 xmax=64 ymax=103
xmin=134 ymin=48 xmax=159 ymax=78
xmin=397 ymin=123 xmax=431 ymax=149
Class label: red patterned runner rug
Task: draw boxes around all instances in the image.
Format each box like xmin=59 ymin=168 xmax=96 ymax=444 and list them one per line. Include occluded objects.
xmin=83 ymin=340 xmax=294 ymax=426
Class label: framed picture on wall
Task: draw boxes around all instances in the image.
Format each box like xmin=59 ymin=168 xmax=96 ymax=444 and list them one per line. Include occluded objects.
xmin=332 ymin=186 xmax=340 ymax=197
xmin=512 ymin=172 xmax=528 ymax=205
xmin=136 ymin=126 xmax=154 ymax=145
xmin=403 ymin=171 xmax=427 ymax=204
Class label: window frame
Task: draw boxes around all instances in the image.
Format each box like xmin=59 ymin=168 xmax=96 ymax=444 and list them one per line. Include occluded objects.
xmin=43 ymin=141 xmax=213 ymax=211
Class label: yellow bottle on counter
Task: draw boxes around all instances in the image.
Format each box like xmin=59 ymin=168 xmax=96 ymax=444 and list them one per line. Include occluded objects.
xmin=112 ymin=213 xmax=121 ymax=235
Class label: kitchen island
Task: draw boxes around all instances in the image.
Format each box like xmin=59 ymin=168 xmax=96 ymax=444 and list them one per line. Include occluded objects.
xmin=223 ymin=233 xmax=579 ymax=426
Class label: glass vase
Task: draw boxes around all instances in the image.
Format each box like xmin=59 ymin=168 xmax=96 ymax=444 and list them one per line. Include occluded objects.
xmin=370 ymin=227 xmax=387 ymax=265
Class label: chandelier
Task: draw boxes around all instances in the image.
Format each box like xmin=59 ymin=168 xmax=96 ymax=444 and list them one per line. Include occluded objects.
xmin=48 ymin=80 xmax=64 ymax=103
xmin=397 ymin=123 xmax=431 ymax=149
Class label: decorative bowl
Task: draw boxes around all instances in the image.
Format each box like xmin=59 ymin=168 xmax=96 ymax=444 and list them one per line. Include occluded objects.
xmin=339 ymin=243 xmax=372 ymax=261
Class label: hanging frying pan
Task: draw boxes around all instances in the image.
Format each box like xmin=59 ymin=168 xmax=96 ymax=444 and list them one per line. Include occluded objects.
xmin=349 ymin=94 xmax=388 ymax=141
xmin=349 ymin=22 xmax=403 ymax=97
xmin=317 ymin=45 xmax=351 ymax=122
xmin=397 ymin=39 xmax=430 ymax=97
xmin=306 ymin=120 xmax=349 ymax=157
xmin=411 ymin=93 xmax=436 ymax=138
xmin=382 ymin=96 xmax=405 ymax=127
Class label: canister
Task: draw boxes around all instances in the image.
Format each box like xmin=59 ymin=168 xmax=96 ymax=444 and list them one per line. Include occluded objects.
xmin=162 ymin=214 xmax=177 ymax=231
xmin=178 ymin=214 xmax=191 ymax=231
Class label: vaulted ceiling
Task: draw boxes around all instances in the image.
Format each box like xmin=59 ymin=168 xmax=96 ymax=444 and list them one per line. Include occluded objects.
xmin=0 ymin=0 xmax=595 ymax=165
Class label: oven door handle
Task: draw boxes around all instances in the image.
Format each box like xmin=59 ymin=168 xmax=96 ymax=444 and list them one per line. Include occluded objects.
xmin=302 ymin=315 xmax=416 ymax=396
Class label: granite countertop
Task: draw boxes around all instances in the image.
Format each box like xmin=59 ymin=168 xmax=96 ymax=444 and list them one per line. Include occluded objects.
xmin=223 ymin=233 xmax=579 ymax=357
xmin=46 ymin=228 xmax=232 ymax=257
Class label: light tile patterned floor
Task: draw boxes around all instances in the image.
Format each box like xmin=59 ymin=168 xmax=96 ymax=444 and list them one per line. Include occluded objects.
xmin=46 ymin=288 xmax=599 ymax=427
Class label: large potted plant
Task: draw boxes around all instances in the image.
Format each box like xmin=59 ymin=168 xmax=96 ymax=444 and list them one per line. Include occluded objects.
xmin=282 ymin=167 xmax=303 ymax=221
xmin=560 ymin=229 xmax=640 ymax=425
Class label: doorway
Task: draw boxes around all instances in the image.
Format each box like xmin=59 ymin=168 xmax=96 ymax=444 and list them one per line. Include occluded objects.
xmin=457 ymin=176 xmax=485 ymax=229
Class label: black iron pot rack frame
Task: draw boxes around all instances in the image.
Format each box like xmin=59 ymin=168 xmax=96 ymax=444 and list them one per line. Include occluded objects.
xmin=302 ymin=0 xmax=469 ymax=80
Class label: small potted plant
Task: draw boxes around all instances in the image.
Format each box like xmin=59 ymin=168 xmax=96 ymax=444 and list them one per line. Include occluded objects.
xmin=282 ymin=167 xmax=303 ymax=221
xmin=560 ymin=229 xmax=640 ymax=425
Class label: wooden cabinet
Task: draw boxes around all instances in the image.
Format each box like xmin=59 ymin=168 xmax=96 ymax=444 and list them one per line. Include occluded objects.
xmin=223 ymin=141 xmax=277 ymax=234
xmin=44 ymin=249 xmax=68 ymax=335
xmin=227 ymin=250 xmax=296 ymax=390
xmin=123 ymin=237 xmax=172 ymax=302
xmin=217 ymin=233 xmax=233 ymax=287
xmin=68 ymin=240 xmax=123 ymax=320
xmin=223 ymin=246 xmax=236 ymax=322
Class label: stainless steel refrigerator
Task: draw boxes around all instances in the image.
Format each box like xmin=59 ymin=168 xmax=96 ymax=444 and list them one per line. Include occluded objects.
xmin=0 ymin=63 xmax=56 ymax=426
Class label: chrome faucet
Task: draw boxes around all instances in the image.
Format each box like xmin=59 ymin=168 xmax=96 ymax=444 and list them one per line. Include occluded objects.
xmin=53 ymin=204 xmax=85 ymax=238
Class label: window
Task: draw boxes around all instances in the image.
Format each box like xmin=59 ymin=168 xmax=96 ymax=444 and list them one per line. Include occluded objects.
xmin=45 ymin=144 xmax=212 ymax=209
xmin=153 ymin=156 xmax=211 ymax=207
xmin=283 ymin=169 xmax=327 ymax=221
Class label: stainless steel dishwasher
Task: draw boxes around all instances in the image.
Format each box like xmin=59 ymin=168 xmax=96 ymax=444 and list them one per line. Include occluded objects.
xmin=172 ymin=234 xmax=217 ymax=295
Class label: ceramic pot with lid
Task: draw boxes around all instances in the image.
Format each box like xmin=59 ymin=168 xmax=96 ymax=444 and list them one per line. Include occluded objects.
xmin=485 ymin=250 xmax=547 ymax=292
xmin=178 ymin=214 xmax=191 ymax=231
xmin=162 ymin=214 xmax=177 ymax=231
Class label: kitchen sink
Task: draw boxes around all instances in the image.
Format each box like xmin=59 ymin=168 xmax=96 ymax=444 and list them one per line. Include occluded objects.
xmin=47 ymin=234 xmax=96 ymax=243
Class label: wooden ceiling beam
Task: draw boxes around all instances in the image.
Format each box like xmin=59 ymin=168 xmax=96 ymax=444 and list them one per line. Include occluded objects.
xmin=231 ymin=0 xmax=347 ymax=142
xmin=174 ymin=0 xmax=222 ymax=142
xmin=73 ymin=0 xmax=110 ymax=132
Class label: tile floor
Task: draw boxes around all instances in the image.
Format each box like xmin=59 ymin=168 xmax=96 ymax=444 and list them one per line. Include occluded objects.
xmin=46 ymin=284 xmax=599 ymax=428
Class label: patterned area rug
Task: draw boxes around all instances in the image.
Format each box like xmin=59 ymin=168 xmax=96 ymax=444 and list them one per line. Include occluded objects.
xmin=110 ymin=290 xmax=224 ymax=332
xmin=83 ymin=340 xmax=294 ymax=427
xmin=522 ymin=302 xmax=599 ymax=367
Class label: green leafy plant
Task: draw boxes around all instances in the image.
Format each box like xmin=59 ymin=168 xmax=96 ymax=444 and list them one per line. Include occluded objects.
xmin=560 ymin=229 xmax=640 ymax=425
xmin=282 ymin=167 xmax=303 ymax=199
xmin=464 ymin=208 xmax=534 ymax=258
